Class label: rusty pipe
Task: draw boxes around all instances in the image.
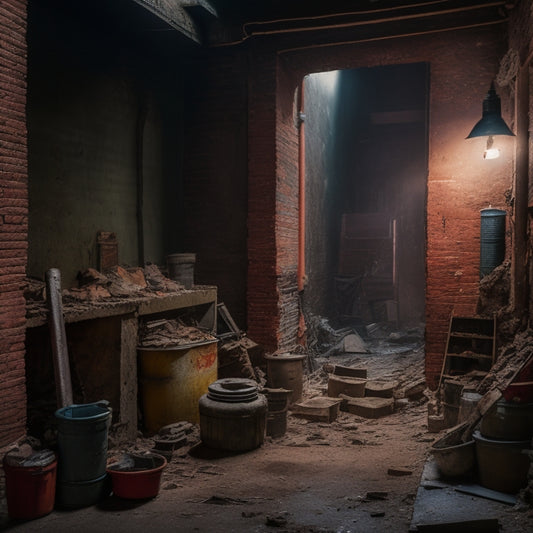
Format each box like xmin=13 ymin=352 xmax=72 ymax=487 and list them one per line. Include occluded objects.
xmin=297 ymin=81 xmax=306 ymax=292
xmin=46 ymin=268 xmax=73 ymax=408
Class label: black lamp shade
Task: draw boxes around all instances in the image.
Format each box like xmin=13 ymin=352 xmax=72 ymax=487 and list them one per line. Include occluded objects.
xmin=466 ymin=82 xmax=514 ymax=138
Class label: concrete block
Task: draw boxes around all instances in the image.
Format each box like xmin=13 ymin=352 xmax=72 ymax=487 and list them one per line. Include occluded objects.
xmin=428 ymin=414 xmax=448 ymax=433
xmin=365 ymin=380 xmax=397 ymax=398
xmin=292 ymin=397 xmax=342 ymax=423
xmin=327 ymin=375 xmax=366 ymax=398
xmin=333 ymin=365 xmax=368 ymax=379
xmin=343 ymin=397 xmax=394 ymax=419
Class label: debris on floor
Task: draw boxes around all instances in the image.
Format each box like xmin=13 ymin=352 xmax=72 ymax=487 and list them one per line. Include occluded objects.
xmin=138 ymin=318 xmax=216 ymax=348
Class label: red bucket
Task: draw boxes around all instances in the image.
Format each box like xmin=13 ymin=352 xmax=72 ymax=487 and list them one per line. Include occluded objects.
xmin=3 ymin=454 xmax=57 ymax=519
xmin=107 ymin=453 xmax=166 ymax=499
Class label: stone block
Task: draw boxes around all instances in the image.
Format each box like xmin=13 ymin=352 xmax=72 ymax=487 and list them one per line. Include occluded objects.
xmin=292 ymin=397 xmax=342 ymax=423
xmin=365 ymin=380 xmax=397 ymax=398
xmin=343 ymin=397 xmax=394 ymax=419
xmin=327 ymin=375 xmax=366 ymax=398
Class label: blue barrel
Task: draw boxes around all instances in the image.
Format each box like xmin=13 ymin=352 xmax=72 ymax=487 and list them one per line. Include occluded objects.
xmin=480 ymin=208 xmax=506 ymax=277
xmin=55 ymin=401 xmax=111 ymax=483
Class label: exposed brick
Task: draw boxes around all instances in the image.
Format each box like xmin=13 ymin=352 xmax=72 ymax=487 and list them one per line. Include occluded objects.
xmin=0 ymin=0 xmax=27 ymax=447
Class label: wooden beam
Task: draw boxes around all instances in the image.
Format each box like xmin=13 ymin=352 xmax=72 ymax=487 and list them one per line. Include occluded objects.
xmin=131 ymin=0 xmax=203 ymax=43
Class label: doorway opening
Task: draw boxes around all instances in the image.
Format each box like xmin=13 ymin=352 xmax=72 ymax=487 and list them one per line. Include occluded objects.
xmin=301 ymin=62 xmax=428 ymax=350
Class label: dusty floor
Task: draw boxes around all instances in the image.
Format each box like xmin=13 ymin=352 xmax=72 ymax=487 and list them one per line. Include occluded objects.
xmin=4 ymin=332 xmax=533 ymax=532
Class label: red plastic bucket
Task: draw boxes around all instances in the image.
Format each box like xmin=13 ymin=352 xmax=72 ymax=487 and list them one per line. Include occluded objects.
xmin=107 ymin=453 xmax=166 ymax=499
xmin=3 ymin=455 xmax=57 ymax=519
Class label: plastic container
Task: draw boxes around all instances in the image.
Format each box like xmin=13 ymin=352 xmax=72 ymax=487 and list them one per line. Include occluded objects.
xmin=55 ymin=401 xmax=111 ymax=482
xmin=166 ymin=253 xmax=196 ymax=289
xmin=480 ymin=400 xmax=533 ymax=440
xmin=56 ymin=473 xmax=111 ymax=509
xmin=107 ymin=453 xmax=167 ymax=499
xmin=264 ymin=353 xmax=306 ymax=404
xmin=199 ymin=378 xmax=267 ymax=452
xmin=139 ymin=339 xmax=218 ymax=431
xmin=473 ymin=430 xmax=531 ymax=493
xmin=2 ymin=452 xmax=57 ymax=519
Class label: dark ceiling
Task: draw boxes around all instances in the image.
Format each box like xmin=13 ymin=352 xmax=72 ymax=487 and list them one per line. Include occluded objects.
xmin=204 ymin=0 xmax=510 ymax=47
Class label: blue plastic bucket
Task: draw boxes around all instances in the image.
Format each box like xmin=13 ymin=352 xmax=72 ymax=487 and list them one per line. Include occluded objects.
xmin=55 ymin=401 xmax=111 ymax=482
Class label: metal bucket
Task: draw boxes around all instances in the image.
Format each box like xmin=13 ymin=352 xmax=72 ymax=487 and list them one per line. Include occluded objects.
xmin=166 ymin=253 xmax=196 ymax=289
xmin=264 ymin=354 xmax=306 ymax=405
xmin=138 ymin=339 xmax=218 ymax=432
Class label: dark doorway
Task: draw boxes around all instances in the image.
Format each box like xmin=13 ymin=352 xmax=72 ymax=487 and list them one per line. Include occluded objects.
xmin=302 ymin=63 xmax=428 ymax=330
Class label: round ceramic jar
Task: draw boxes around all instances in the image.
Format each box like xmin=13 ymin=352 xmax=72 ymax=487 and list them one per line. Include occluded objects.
xmin=199 ymin=378 xmax=267 ymax=452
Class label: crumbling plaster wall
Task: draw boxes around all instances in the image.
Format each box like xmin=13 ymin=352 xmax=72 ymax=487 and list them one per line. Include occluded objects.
xmin=27 ymin=2 xmax=184 ymax=288
xmin=245 ymin=26 xmax=511 ymax=382
xmin=0 ymin=0 xmax=27 ymax=447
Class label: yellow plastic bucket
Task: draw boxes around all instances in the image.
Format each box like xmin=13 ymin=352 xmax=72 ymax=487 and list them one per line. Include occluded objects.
xmin=138 ymin=340 xmax=218 ymax=432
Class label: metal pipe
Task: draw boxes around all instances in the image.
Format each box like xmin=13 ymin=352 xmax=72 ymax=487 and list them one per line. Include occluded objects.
xmin=512 ymin=63 xmax=530 ymax=319
xmin=45 ymin=268 xmax=73 ymax=408
xmin=276 ymin=19 xmax=506 ymax=55
xmin=243 ymin=2 xmax=506 ymax=38
xmin=297 ymin=81 xmax=306 ymax=292
xmin=136 ymin=96 xmax=147 ymax=267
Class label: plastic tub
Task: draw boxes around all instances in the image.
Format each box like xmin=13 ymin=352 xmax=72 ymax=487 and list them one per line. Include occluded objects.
xmin=480 ymin=400 xmax=533 ymax=440
xmin=2 ymin=451 xmax=57 ymax=519
xmin=107 ymin=453 xmax=167 ymax=499
xmin=473 ymin=430 xmax=531 ymax=493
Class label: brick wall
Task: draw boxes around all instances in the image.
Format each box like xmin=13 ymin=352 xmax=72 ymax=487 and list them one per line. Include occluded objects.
xmin=182 ymin=47 xmax=249 ymax=329
xmin=0 ymin=0 xmax=28 ymax=446
xmin=245 ymin=26 xmax=510 ymax=382
xmin=246 ymin=44 xmax=280 ymax=350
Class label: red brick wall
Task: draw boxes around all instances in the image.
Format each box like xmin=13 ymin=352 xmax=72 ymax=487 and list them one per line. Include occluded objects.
xmin=246 ymin=27 xmax=510 ymax=382
xmin=247 ymin=44 xmax=280 ymax=350
xmin=0 ymin=0 xmax=28 ymax=446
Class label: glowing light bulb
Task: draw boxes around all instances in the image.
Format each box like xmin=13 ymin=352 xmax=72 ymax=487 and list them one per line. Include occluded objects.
xmin=484 ymin=147 xmax=500 ymax=159
xmin=483 ymin=135 xmax=500 ymax=160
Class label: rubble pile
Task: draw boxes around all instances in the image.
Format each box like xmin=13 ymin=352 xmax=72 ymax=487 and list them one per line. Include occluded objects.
xmin=138 ymin=319 xmax=216 ymax=349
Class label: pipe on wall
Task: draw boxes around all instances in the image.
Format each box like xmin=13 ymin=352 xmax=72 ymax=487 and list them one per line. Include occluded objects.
xmin=136 ymin=96 xmax=147 ymax=267
xmin=512 ymin=59 xmax=530 ymax=319
xmin=297 ymin=81 xmax=306 ymax=292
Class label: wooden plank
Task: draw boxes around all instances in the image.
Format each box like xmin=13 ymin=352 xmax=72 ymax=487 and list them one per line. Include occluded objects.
xmin=119 ymin=317 xmax=139 ymax=443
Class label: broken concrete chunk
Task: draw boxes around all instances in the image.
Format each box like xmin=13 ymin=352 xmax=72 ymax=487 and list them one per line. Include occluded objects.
xmin=427 ymin=414 xmax=448 ymax=433
xmin=365 ymin=380 xmax=397 ymax=398
xmin=343 ymin=333 xmax=368 ymax=353
xmin=404 ymin=378 xmax=426 ymax=400
xmin=266 ymin=514 xmax=288 ymax=527
xmin=292 ymin=397 xmax=342 ymax=423
xmin=343 ymin=397 xmax=394 ymax=419
xmin=327 ymin=375 xmax=366 ymax=398
xmin=333 ymin=364 xmax=368 ymax=379
xmin=366 ymin=491 xmax=388 ymax=500
xmin=387 ymin=467 xmax=412 ymax=476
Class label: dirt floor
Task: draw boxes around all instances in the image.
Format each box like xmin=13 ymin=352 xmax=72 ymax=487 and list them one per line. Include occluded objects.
xmin=3 ymin=330 xmax=533 ymax=532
